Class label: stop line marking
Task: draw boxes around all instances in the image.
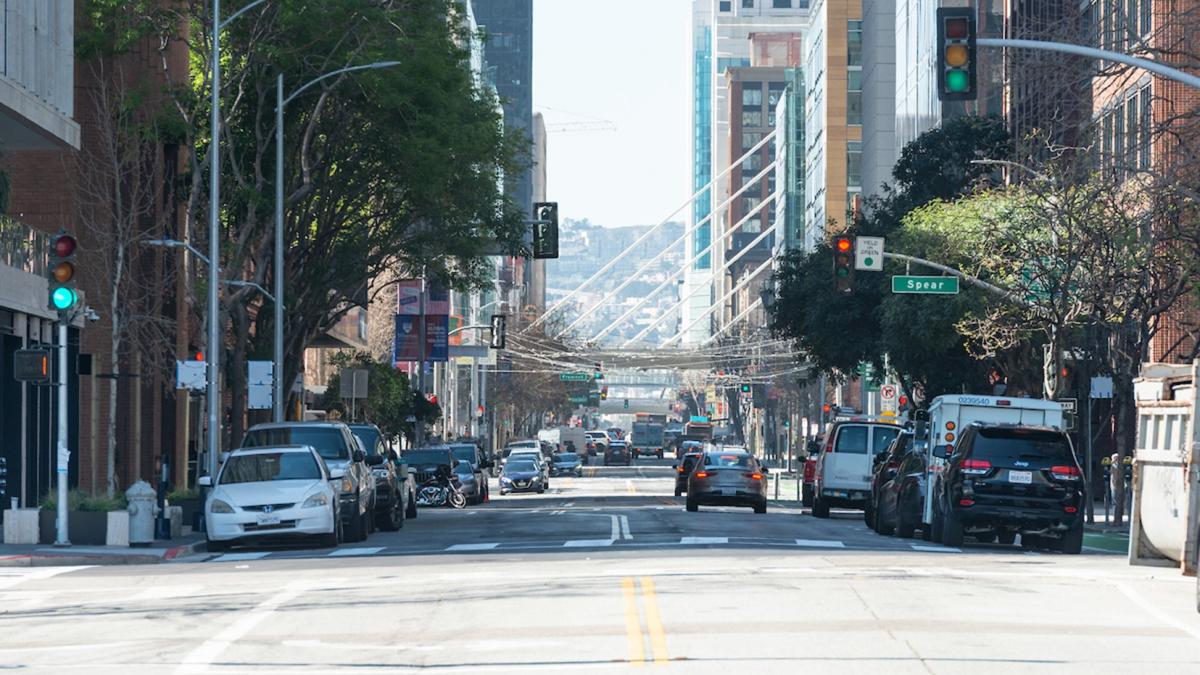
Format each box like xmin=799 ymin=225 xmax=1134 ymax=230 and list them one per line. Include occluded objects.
xmin=564 ymin=539 xmax=615 ymax=547
xmin=795 ymin=539 xmax=846 ymax=548
xmin=445 ymin=543 xmax=499 ymax=552
xmin=911 ymin=545 xmax=961 ymax=553
xmin=680 ymin=537 xmax=728 ymax=545
xmin=328 ymin=547 xmax=384 ymax=557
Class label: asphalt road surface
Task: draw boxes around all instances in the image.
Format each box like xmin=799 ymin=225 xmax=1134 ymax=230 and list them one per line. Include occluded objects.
xmin=2 ymin=460 xmax=1197 ymax=673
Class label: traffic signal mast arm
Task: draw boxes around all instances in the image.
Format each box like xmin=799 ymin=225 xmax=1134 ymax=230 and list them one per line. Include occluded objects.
xmin=976 ymin=38 xmax=1200 ymax=92
xmin=883 ymin=251 xmax=1051 ymax=317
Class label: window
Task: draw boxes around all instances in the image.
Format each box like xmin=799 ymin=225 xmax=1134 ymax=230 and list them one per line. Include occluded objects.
xmin=742 ymin=85 xmax=763 ymax=108
xmin=743 ymin=196 xmax=762 ymax=216
xmin=1139 ymin=86 xmax=1151 ymax=169
xmin=743 ymin=109 xmax=764 ymax=127
xmin=847 ymin=70 xmax=863 ymax=125
xmin=1126 ymin=94 xmax=1138 ymax=175
xmin=743 ymin=0 xmax=755 ymax=7
xmin=719 ymin=1 xmax=731 ymax=11
xmin=745 ymin=217 xmax=763 ymax=233
xmin=768 ymin=82 xmax=787 ymax=111
xmin=847 ymin=141 xmax=862 ymax=188
xmin=834 ymin=426 xmax=868 ymax=454
xmin=742 ymin=132 xmax=764 ymax=152
xmin=1140 ymin=0 xmax=1151 ymax=35
xmin=1114 ymin=100 xmax=1125 ymax=180
xmin=774 ymin=0 xmax=792 ymax=6
xmin=848 ymin=20 xmax=863 ymax=66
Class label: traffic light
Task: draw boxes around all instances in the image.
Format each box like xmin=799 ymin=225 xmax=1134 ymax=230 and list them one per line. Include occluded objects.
xmin=489 ymin=314 xmax=507 ymax=349
xmin=600 ymin=386 xmax=608 ymax=400
xmin=832 ymin=236 xmax=853 ymax=294
xmin=740 ymin=383 xmax=751 ymax=394
xmin=48 ymin=231 xmax=79 ymax=312
xmin=936 ymin=7 xmax=976 ymax=101
xmin=13 ymin=349 xmax=51 ymax=383
xmin=532 ymin=202 xmax=559 ymax=259
xmin=623 ymin=398 xmax=629 ymax=409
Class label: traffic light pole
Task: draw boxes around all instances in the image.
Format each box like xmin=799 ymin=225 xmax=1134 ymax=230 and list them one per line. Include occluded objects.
xmin=976 ymin=39 xmax=1200 ymax=91
xmin=54 ymin=319 xmax=69 ymax=546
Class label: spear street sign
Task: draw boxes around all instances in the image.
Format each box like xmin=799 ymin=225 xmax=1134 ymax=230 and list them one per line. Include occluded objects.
xmin=559 ymin=372 xmax=590 ymax=382
xmin=891 ymin=275 xmax=960 ymax=295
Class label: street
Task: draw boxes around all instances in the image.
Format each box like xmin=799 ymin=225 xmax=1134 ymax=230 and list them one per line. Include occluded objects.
xmin=2 ymin=462 xmax=1197 ymax=674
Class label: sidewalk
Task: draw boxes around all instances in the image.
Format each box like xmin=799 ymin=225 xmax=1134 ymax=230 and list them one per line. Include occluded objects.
xmin=0 ymin=533 xmax=207 ymax=567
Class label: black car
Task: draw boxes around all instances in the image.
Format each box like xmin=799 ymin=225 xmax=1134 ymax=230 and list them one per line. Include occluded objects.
xmin=348 ymin=423 xmax=407 ymax=530
xmin=499 ymin=456 xmax=545 ymax=494
xmin=604 ymin=441 xmax=631 ymax=466
xmin=448 ymin=442 xmax=492 ymax=503
xmin=932 ymin=424 xmax=1085 ymax=553
xmin=869 ymin=431 xmax=929 ymax=539
xmin=672 ymin=448 xmax=705 ymax=496
xmin=550 ymin=452 xmax=583 ymax=477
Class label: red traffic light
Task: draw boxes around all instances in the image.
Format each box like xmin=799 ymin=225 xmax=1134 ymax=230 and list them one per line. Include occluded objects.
xmin=822 ymin=403 xmax=832 ymax=414
xmin=944 ymin=17 xmax=969 ymax=38
xmin=194 ymin=351 xmax=204 ymax=361
xmin=899 ymin=395 xmax=909 ymax=407
xmin=835 ymin=238 xmax=852 ymax=253
xmin=53 ymin=234 xmax=78 ymax=258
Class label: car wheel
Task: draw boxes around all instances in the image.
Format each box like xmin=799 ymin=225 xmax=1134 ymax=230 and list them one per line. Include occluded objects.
xmin=317 ymin=526 xmax=338 ymax=548
xmin=940 ymin=506 xmax=964 ymax=547
xmin=674 ymin=487 xmax=682 ymax=497
xmin=345 ymin=499 xmax=367 ymax=542
xmin=405 ymin=491 xmax=418 ymax=519
xmin=377 ymin=496 xmax=402 ymax=532
xmin=753 ymin=500 xmax=767 ymax=514
xmin=206 ymin=537 xmax=229 ymax=553
xmin=930 ymin=503 xmax=945 ymax=542
xmin=896 ymin=515 xmax=916 ymax=539
xmin=801 ymin=484 xmax=814 ymax=508
xmin=812 ymin=495 xmax=830 ymax=519
xmin=686 ymin=497 xmax=699 ymax=512
xmin=1059 ymin=523 xmax=1083 ymax=554
xmin=537 ymin=486 xmax=545 ymax=494
xmin=864 ymin=499 xmax=875 ymax=529
xmin=876 ymin=500 xmax=895 ymax=536
xmin=997 ymin=530 xmax=1017 ymax=545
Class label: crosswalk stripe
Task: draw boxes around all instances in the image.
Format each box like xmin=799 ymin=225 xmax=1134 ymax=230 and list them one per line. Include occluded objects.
xmin=680 ymin=536 xmax=728 ymax=545
xmin=911 ymin=545 xmax=961 ymax=553
xmin=211 ymin=552 xmax=270 ymax=562
xmin=327 ymin=547 xmax=384 ymax=557
xmin=564 ymin=539 xmax=614 ymax=547
xmin=445 ymin=543 xmax=499 ymax=551
xmin=794 ymin=539 xmax=846 ymax=548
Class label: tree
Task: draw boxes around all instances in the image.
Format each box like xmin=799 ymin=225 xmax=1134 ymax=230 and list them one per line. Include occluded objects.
xmin=318 ymin=352 xmax=438 ymax=444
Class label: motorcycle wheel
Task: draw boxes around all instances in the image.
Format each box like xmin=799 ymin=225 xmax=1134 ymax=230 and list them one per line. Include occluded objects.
xmin=449 ymin=492 xmax=467 ymax=509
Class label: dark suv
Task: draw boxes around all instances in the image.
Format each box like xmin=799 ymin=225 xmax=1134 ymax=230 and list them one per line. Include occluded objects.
xmin=672 ymin=447 xmax=705 ymax=496
xmin=932 ymin=424 xmax=1085 ymax=553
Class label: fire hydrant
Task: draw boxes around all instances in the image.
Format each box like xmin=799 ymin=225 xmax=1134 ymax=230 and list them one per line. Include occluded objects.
xmin=126 ymin=481 xmax=157 ymax=546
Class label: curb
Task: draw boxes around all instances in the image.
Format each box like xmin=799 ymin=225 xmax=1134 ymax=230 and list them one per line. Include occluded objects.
xmin=0 ymin=540 xmax=208 ymax=567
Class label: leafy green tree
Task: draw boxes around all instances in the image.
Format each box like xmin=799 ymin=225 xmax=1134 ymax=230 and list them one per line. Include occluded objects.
xmin=319 ymin=352 xmax=439 ymax=443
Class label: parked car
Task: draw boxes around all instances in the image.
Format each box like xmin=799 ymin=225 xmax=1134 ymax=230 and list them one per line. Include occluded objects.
xmin=867 ymin=431 xmax=917 ymax=534
xmin=605 ymin=440 xmax=632 ymax=466
xmin=685 ymin=449 xmax=768 ymax=514
xmin=448 ymin=442 xmax=492 ymax=503
xmin=931 ymin=424 xmax=1085 ymax=553
xmin=500 ymin=440 xmax=539 ymax=467
xmin=874 ymin=433 xmax=931 ymax=539
xmin=201 ymin=445 xmax=339 ymax=551
xmin=672 ymin=447 xmax=705 ymax=496
xmin=452 ymin=460 xmax=486 ymax=504
xmin=499 ymin=456 xmax=546 ymax=494
xmin=402 ymin=446 xmax=457 ymax=506
xmin=241 ymin=422 xmax=376 ymax=542
xmin=550 ymin=452 xmax=583 ymax=477
xmin=348 ymin=423 xmax=405 ymax=531
xmin=811 ymin=419 xmax=901 ymax=518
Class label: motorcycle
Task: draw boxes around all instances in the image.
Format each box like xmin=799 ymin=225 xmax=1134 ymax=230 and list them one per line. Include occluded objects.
xmin=416 ymin=466 xmax=468 ymax=509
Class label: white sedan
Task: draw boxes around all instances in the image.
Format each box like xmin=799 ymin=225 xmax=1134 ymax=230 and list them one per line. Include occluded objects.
xmin=199 ymin=445 xmax=342 ymax=552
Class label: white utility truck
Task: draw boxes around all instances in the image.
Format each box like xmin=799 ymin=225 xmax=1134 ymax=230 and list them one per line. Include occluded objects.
xmin=921 ymin=395 xmax=1067 ymax=529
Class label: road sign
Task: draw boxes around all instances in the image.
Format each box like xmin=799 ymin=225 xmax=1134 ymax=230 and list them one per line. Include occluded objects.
xmin=175 ymin=359 xmax=206 ymax=391
xmin=1057 ymin=397 xmax=1078 ymax=413
xmin=891 ymin=275 xmax=960 ymax=294
xmin=569 ymin=395 xmax=588 ymax=405
xmin=559 ymin=372 xmax=589 ymax=382
xmin=880 ymin=383 xmax=898 ymax=414
xmin=855 ymin=236 xmax=884 ymax=271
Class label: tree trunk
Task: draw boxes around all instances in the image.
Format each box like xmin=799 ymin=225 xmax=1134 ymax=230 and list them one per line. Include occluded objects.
xmin=1111 ymin=374 xmax=1136 ymax=525
xmin=106 ymin=245 xmax=125 ymax=498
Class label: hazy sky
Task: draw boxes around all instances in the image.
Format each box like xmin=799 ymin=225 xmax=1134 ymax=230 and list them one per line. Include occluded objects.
xmin=532 ymin=0 xmax=692 ymax=229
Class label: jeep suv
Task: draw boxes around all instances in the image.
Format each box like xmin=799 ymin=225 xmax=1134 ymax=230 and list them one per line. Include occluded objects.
xmin=242 ymin=422 xmax=377 ymax=542
xmin=932 ymin=424 xmax=1085 ymax=553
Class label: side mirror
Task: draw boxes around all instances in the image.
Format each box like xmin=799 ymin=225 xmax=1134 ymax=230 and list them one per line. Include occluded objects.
xmin=932 ymin=445 xmax=949 ymax=460
xmin=366 ymin=454 xmax=384 ymax=467
xmin=352 ymin=450 xmax=366 ymax=463
xmin=197 ymin=475 xmax=213 ymax=487
xmin=671 ymin=464 xmax=678 ymax=470
xmin=329 ymin=468 xmax=346 ymax=480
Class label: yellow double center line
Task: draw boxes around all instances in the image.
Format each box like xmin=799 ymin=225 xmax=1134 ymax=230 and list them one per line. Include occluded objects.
xmin=621 ymin=576 xmax=669 ymax=666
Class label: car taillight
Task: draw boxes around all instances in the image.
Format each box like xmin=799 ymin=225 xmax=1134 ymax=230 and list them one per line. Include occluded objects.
xmin=961 ymin=459 xmax=991 ymax=475
xmin=885 ymin=461 xmax=900 ymax=472
xmin=694 ymin=471 xmax=709 ymax=479
xmin=677 ymin=466 xmax=685 ymax=474
xmin=1064 ymin=505 xmax=1078 ymax=513
xmin=1050 ymin=465 xmax=1082 ymax=481
xmin=959 ymin=498 xmax=975 ymax=506
xmin=746 ymin=472 xmax=763 ymax=480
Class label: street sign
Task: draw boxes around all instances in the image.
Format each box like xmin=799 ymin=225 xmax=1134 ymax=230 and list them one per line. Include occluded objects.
xmin=1057 ymin=397 xmax=1078 ymax=413
xmin=559 ymin=372 xmax=589 ymax=382
xmin=891 ymin=275 xmax=960 ymax=294
xmin=855 ymin=236 xmax=884 ymax=271
xmin=568 ymin=395 xmax=588 ymax=405
xmin=248 ymin=361 xmax=274 ymax=410
xmin=1090 ymin=376 xmax=1114 ymax=399
xmin=175 ymin=359 xmax=206 ymax=391
xmin=880 ymin=383 xmax=898 ymax=414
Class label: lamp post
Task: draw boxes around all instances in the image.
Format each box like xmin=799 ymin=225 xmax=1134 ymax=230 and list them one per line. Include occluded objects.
xmin=274 ymin=61 xmax=403 ymax=423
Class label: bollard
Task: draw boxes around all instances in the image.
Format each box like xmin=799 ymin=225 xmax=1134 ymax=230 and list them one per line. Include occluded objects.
xmin=774 ymin=471 xmax=780 ymax=500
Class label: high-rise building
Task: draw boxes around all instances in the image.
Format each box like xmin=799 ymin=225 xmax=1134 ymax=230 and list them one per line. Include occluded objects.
xmin=687 ymin=0 xmax=809 ymax=345
xmin=859 ymin=0 xmax=895 ymax=200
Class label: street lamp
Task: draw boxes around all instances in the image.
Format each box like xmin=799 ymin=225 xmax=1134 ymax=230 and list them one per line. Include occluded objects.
xmin=274 ymin=60 xmax=403 ymax=423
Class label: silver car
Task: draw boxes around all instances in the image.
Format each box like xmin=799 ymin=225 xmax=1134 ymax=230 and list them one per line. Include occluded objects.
xmin=685 ymin=449 xmax=768 ymax=514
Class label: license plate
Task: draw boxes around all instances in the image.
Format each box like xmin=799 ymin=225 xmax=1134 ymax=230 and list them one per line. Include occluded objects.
xmin=720 ymin=489 xmax=737 ymax=496
xmin=1008 ymin=470 xmax=1033 ymax=484
xmin=256 ymin=514 xmax=281 ymax=525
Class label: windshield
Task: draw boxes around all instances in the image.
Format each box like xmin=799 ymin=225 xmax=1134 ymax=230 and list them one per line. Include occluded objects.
xmin=450 ymin=446 xmax=477 ymax=463
xmin=349 ymin=427 xmax=381 ymax=455
xmin=220 ymin=452 xmax=321 ymax=485
xmin=505 ymin=460 xmax=537 ymax=472
xmin=404 ymin=449 xmax=453 ymax=465
xmin=705 ymin=453 xmax=755 ymax=468
xmin=970 ymin=428 xmax=1076 ymax=465
xmin=554 ymin=453 xmax=578 ymax=462
xmin=453 ymin=462 xmax=474 ymax=475
xmin=243 ymin=427 xmax=348 ymax=461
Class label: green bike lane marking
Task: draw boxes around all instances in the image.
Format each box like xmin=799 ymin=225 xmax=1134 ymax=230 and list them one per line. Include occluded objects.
xmin=1083 ymin=531 xmax=1129 ymax=554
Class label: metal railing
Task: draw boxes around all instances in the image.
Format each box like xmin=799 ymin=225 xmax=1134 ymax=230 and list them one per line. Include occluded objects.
xmin=0 ymin=215 xmax=49 ymax=276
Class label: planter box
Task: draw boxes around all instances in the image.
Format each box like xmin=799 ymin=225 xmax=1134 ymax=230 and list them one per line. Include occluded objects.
xmin=38 ymin=510 xmax=110 ymax=546
xmin=106 ymin=511 xmax=130 ymax=547
xmin=167 ymin=506 xmax=182 ymax=539
xmin=2 ymin=509 xmax=40 ymax=544
xmin=173 ymin=498 xmax=203 ymax=530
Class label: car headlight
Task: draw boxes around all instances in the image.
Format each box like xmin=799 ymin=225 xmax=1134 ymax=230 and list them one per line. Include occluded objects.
xmin=302 ymin=492 xmax=329 ymax=508
xmin=210 ymin=498 xmax=235 ymax=514
xmin=500 ymin=476 xmax=513 ymax=484
xmin=340 ymin=478 xmax=354 ymax=494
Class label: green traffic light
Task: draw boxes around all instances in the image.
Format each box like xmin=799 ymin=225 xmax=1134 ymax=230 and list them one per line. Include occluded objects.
xmin=51 ymin=287 xmax=77 ymax=310
xmin=836 ymin=268 xmax=850 ymax=277
xmin=946 ymin=70 xmax=969 ymax=93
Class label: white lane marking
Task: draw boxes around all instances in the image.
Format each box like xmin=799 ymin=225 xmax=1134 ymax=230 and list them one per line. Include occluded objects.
xmin=563 ymin=502 xmax=575 ymax=508
xmin=610 ymin=515 xmax=620 ymax=540
xmin=132 ymin=584 xmax=203 ymax=601
xmin=911 ymin=545 xmax=961 ymax=553
xmin=175 ymin=581 xmax=313 ymax=674
xmin=0 ymin=640 xmax=144 ymax=655
xmin=795 ymin=539 xmax=846 ymax=548
xmin=620 ymin=515 xmax=632 ymax=540
xmin=0 ymin=565 xmax=91 ymax=591
xmin=327 ymin=547 xmax=384 ymax=557
xmin=210 ymin=552 xmax=270 ymax=562
xmin=445 ymin=543 xmax=499 ymax=551
xmin=1117 ymin=582 xmax=1200 ymax=643
xmin=681 ymin=536 xmax=728 ymax=545
xmin=564 ymin=539 xmax=615 ymax=547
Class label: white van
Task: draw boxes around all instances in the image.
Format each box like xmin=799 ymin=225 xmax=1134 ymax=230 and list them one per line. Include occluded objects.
xmin=920 ymin=395 xmax=1065 ymax=526
xmin=812 ymin=416 xmax=903 ymax=518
